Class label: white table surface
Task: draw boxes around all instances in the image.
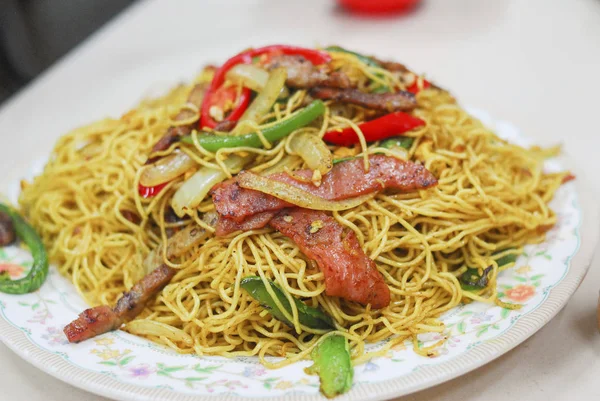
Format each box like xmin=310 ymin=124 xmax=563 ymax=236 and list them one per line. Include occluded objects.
xmin=1 ymin=0 xmax=599 ymax=400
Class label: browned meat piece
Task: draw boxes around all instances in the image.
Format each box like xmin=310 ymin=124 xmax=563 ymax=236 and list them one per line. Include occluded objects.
xmin=0 ymin=211 xmax=15 ymax=246
xmin=213 ymin=119 xmax=238 ymax=132
xmin=310 ymin=86 xmax=417 ymax=112
xmin=371 ymin=57 xmax=410 ymax=73
xmin=64 ymin=264 xmax=175 ymax=343
xmin=270 ymin=208 xmax=391 ymax=308
xmin=211 ymin=155 xmax=437 ymax=225
xmin=265 ymin=55 xmax=351 ymax=89
xmin=215 ymin=211 xmax=277 ymax=236
xmin=150 ymin=83 xmax=208 ymax=155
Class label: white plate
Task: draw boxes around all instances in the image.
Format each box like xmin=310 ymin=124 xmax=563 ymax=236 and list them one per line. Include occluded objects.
xmin=0 ymin=107 xmax=597 ymax=401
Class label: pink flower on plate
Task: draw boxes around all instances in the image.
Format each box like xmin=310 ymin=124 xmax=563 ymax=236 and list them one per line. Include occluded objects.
xmin=506 ymin=285 xmax=536 ymax=303
xmin=128 ymin=364 xmax=155 ymax=379
xmin=0 ymin=263 xmax=24 ymax=279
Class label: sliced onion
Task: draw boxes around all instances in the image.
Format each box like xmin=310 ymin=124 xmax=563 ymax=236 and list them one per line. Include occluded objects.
xmin=125 ymin=320 xmax=193 ymax=345
xmin=171 ymin=155 xmax=248 ymax=217
xmin=237 ymin=68 xmax=287 ymax=133
xmin=288 ymin=132 xmax=333 ymax=176
xmin=140 ymin=152 xmax=197 ymax=187
xmin=226 ymin=64 xmax=269 ymax=92
xmin=237 ymin=171 xmax=376 ymax=211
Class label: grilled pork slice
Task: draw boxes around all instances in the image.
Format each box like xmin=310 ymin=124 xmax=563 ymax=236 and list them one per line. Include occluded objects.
xmin=211 ymin=155 xmax=437 ymax=228
xmin=270 ymin=208 xmax=391 ymax=309
xmin=310 ymin=86 xmax=417 ymax=112
xmin=64 ymin=264 xmax=175 ymax=343
xmin=265 ymin=54 xmax=351 ymax=89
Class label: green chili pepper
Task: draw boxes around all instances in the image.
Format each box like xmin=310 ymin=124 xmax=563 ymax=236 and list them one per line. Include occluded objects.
xmin=460 ymin=249 xmax=519 ymax=291
xmin=0 ymin=203 xmax=48 ymax=294
xmin=305 ymin=335 xmax=354 ymax=398
xmin=241 ymin=276 xmax=334 ymax=330
xmin=380 ymin=136 xmax=415 ymax=150
xmin=180 ymin=100 xmax=325 ymax=152
xmin=325 ymin=46 xmax=390 ymax=93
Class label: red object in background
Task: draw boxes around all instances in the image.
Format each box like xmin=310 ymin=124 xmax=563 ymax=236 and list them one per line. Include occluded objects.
xmin=138 ymin=182 xmax=168 ymax=198
xmin=407 ymin=78 xmax=431 ymax=94
xmin=338 ymin=0 xmax=421 ymax=14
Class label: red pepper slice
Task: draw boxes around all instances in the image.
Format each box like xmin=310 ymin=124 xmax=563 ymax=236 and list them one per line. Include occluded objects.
xmin=323 ymin=112 xmax=425 ymax=147
xmin=138 ymin=182 xmax=168 ymax=198
xmin=407 ymin=78 xmax=431 ymax=94
xmin=200 ymin=45 xmax=332 ymax=129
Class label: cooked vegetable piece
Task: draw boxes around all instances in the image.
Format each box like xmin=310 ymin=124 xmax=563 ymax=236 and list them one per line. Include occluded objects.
xmin=380 ymin=136 xmax=414 ymax=150
xmin=0 ymin=203 xmax=48 ymax=294
xmin=171 ymin=154 xmax=249 ymax=217
xmin=460 ymin=266 xmax=493 ymax=291
xmin=288 ymin=132 xmax=333 ymax=177
xmin=240 ymin=276 xmax=335 ymax=330
xmin=140 ymin=151 xmax=197 ymax=187
xmin=306 ymin=335 xmax=353 ymax=398
xmin=236 ymin=171 xmax=375 ymax=212
xmin=236 ymin=68 xmax=287 ymax=133
xmin=181 ymin=100 xmax=326 ymax=151
xmin=226 ymin=64 xmax=270 ymax=92
xmin=323 ymin=112 xmax=424 ymax=146
xmin=460 ymin=249 xmax=518 ymax=291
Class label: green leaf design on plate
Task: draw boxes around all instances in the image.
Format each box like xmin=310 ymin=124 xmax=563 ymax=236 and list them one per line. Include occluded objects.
xmin=501 ymin=308 xmax=511 ymax=319
xmin=119 ymin=356 xmax=135 ymax=366
xmin=457 ymin=321 xmax=466 ymax=334
xmin=530 ymin=274 xmax=545 ymax=281
xmin=476 ymin=325 xmax=490 ymax=337
xmin=98 ymin=361 xmax=117 ymax=366
xmin=514 ymin=276 xmax=528 ymax=283
xmin=193 ymin=364 xmax=221 ymax=373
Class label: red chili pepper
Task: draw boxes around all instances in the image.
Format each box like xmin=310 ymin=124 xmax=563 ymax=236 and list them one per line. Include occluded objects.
xmin=407 ymin=78 xmax=431 ymax=94
xmin=200 ymin=45 xmax=332 ymax=129
xmin=138 ymin=182 xmax=168 ymax=198
xmin=323 ymin=112 xmax=425 ymax=147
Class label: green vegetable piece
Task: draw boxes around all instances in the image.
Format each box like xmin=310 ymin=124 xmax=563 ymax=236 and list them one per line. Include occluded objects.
xmin=494 ymin=251 xmax=518 ymax=267
xmin=306 ymin=335 xmax=354 ymax=398
xmin=460 ymin=248 xmax=518 ymax=291
xmin=460 ymin=266 xmax=493 ymax=291
xmin=180 ymin=100 xmax=325 ymax=152
xmin=332 ymin=156 xmax=359 ymax=165
xmin=380 ymin=136 xmax=414 ymax=150
xmin=240 ymin=276 xmax=334 ymax=330
xmin=0 ymin=203 xmax=48 ymax=294
xmin=325 ymin=46 xmax=390 ymax=93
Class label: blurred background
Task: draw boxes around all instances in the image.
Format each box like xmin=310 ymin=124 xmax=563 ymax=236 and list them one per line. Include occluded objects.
xmin=0 ymin=0 xmax=136 ymax=104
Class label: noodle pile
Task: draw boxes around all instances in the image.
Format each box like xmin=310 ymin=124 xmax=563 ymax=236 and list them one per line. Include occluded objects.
xmin=19 ymin=51 xmax=568 ymax=367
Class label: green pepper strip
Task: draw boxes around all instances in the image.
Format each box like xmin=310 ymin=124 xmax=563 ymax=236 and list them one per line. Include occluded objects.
xmin=0 ymin=203 xmax=48 ymax=294
xmin=325 ymin=46 xmax=390 ymax=93
xmin=306 ymin=334 xmax=354 ymax=398
xmin=181 ymin=100 xmax=325 ymax=152
xmin=460 ymin=249 xmax=518 ymax=291
xmin=240 ymin=276 xmax=335 ymax=330
xmin=380 ymin=136 xmax=415 ymax=150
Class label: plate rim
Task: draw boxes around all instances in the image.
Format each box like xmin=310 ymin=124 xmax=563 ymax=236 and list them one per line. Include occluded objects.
xmin=0 ymin=120 xmax=598 ymax=401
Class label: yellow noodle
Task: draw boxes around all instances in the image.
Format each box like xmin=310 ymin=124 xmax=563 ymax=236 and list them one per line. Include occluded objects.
xmin=18 ymin=55 xmax=569 ymax=370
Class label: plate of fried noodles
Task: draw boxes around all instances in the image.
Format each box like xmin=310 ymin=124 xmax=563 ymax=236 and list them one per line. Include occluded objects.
xmin=0 ymin=45 xmax=597 ymax=401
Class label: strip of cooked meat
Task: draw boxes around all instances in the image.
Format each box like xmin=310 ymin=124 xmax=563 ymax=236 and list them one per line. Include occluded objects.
xmin=149 ymin=83 xmax=208 ymax=156
xmin=310 ymin=86 xmax=417 ymax=112
xmin=270 ymin=208 xmax=390 ymax=308
xmin=211 ymin=155 xmax=437 ymax=224
xmin=0 ymin=211 xmax=15 ymax=246
xmin=64 ymin=264 xmax=175 ymax=343
xmin=215 ymin=211 xmax=277 ymax=236
xmin=265 ymin=54 xmax=351 ymax=89
xmin=371 ymin=57 xmax=410 ymax=73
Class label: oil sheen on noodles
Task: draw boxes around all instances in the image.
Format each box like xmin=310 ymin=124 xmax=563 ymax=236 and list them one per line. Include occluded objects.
xmin=19 ymin=51 xmax=568 ymax=368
